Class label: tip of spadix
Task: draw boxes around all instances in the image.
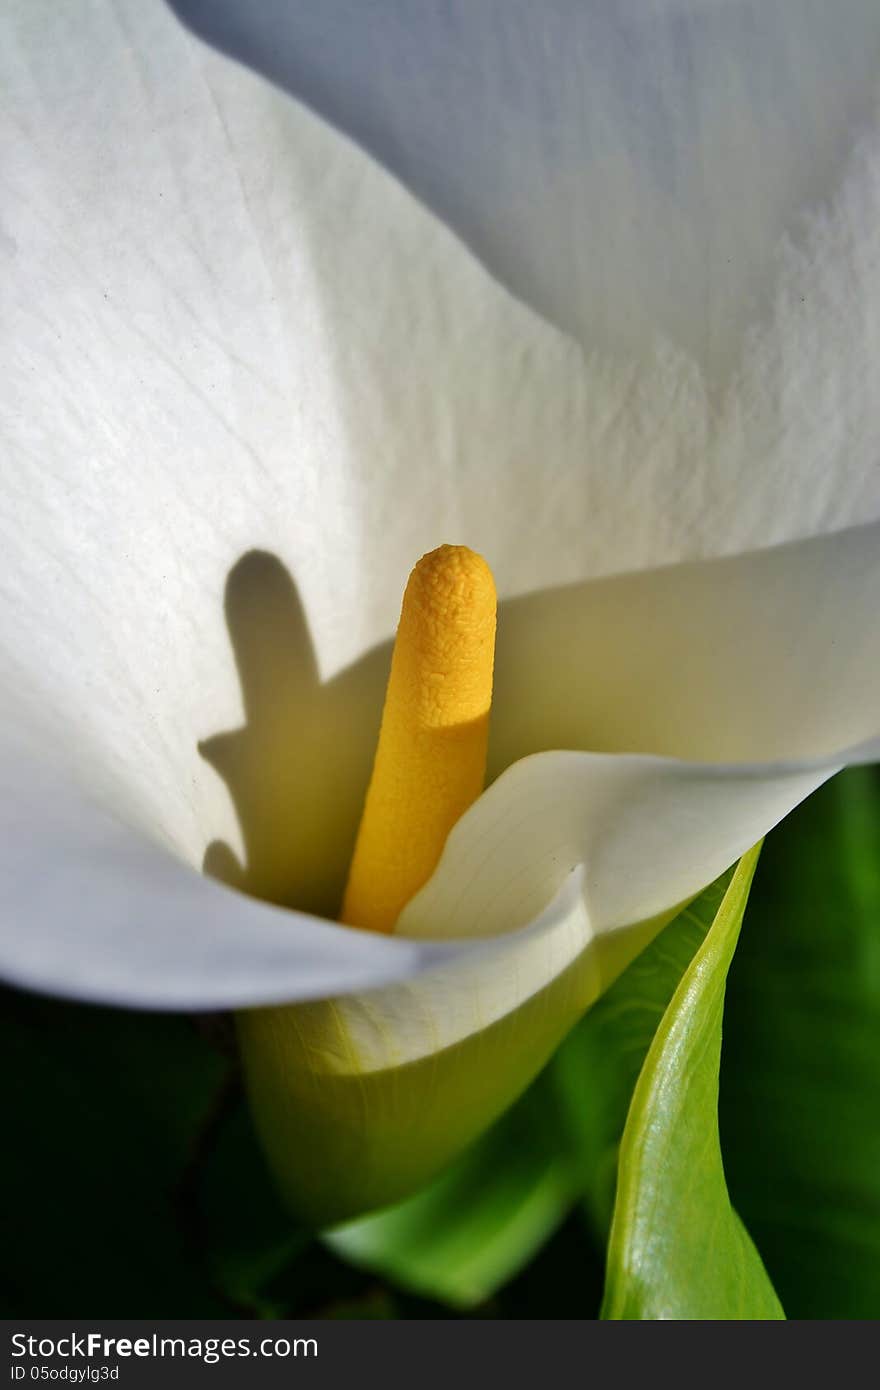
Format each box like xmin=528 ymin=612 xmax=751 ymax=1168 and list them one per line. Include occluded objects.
xmin=408 ymin=544 xmax=496 ymax=613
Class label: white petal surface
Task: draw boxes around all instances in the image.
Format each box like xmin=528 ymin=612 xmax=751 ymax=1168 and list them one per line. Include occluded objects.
xmin=4 ymin=517 xmax=879 ymax=1010
xmin=0 ymin=729 xmax=464 ymax=1009
xmin=492 ymin=520 xmax=880 ymax=769
xmin=2 ymin=0 xmax=880 ymax=1026
xmin=172 ymin=0 xmax=880 ymax=381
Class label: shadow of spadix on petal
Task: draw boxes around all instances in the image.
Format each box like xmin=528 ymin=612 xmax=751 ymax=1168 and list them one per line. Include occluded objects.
xmin=200 ymin=522 xmax=880 ymax=935
xmin=199 ymin=550 xmax=390 ymax=919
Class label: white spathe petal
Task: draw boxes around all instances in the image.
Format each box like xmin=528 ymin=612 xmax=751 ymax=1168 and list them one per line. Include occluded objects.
xmin=172 ymin=0 xmax=880 ymax=379
xmin=492 ymin=520 xmax=880 ymax=769
xmin=3 ymin=0 xmax=880 ymax=1020
xmin=0 ymin=731 xmax=468 ymax=1010
xmin=331 ymin=746 xmax=873 ymax=1064
xmin=6 ymin=521 xmax=878 ymax=1009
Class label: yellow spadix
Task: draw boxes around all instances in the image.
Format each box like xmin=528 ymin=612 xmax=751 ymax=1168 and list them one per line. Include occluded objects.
xmin=341 ymin=544 xmax=497 ymax=933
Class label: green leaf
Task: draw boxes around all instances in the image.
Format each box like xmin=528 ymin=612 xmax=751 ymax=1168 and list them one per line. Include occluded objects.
xmin=324 ymin=1075 xmax=579 ymax=1309
xmin=551 ymin=869 xmax=736 ymax=1243
xmin=721 ymin=767 xmax=880 ymax=1318
xmin=601 ymin=845 xmax=784 ymax=1320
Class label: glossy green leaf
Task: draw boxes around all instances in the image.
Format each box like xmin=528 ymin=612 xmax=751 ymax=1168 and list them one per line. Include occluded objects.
xmin=324 ymin=1076 xmax=579 ymax=1308
xmin=722 ymin=767 xmax=880 ymax=1318
xmin=601 ymin=845 xmax=784 ymax=1320
xmin=551 ymin=871 xmax=737 ymax=1243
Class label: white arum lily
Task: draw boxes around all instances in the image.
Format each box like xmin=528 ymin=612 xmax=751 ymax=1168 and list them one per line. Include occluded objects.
xmin=3 ymin=0 xmax=880 ymax=1223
